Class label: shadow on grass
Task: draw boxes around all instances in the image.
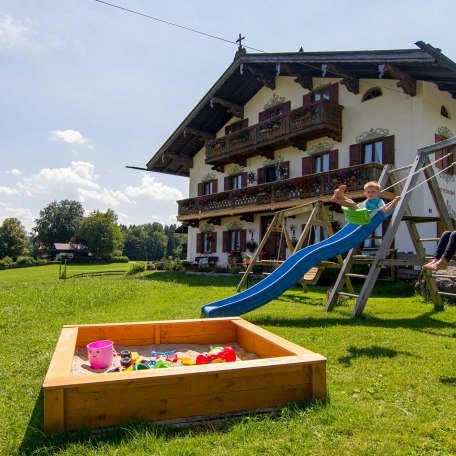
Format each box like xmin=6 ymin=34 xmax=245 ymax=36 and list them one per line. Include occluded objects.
xmin=440 ymin=376 xmax=456 ymax=387
xmin=338 ymin=345 xmax=413 ymax=366
xmin=140 ymin=271 xmax=240 ymax=288
xmin=249 ymin=310 xmax=456 ymax=335
xmin=20 ymin=396 xmax=325 ymax=454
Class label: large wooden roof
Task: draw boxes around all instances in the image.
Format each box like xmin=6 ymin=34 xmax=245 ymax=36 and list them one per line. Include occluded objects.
xmin=146 ymin=42 xmax=456 ymax=177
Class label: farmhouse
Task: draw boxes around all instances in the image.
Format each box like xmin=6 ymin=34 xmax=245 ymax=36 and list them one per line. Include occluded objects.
xmin=146 ymin=41 xmax=456 ymax=268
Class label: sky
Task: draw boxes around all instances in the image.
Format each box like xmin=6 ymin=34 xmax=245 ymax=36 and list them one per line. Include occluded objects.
xmin=1 ymin=0 xmax=456 ymax=233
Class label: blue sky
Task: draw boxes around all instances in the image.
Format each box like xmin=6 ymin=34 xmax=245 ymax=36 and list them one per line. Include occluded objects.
xmin=1 ymin=0 xmax=455 ymax=232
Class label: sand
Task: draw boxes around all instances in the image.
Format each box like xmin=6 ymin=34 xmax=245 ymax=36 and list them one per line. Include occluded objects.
xmin=71 ymin=342 xmax=258 ymax=375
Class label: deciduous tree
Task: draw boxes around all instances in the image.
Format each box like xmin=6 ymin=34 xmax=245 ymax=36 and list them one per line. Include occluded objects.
xmin=0 ymin=218 xmax=29 ymax=258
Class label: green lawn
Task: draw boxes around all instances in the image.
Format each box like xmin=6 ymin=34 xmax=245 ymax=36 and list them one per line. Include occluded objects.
xmin=0 ymin=265 xmax=455 ymax=455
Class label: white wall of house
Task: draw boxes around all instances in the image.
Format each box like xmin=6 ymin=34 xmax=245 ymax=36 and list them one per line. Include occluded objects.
xmin=187 ymin=76 xmax=456 ymax=264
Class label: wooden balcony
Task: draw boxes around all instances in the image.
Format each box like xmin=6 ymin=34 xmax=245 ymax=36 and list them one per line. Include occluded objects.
xmin=178 ymin=163 xmax=384 ymax=219
xmin=205 ymin=100 xmax=343 ymax=170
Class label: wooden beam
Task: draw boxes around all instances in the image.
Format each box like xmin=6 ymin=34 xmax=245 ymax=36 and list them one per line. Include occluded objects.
xmin=233 ymin=157 xmax=247 ymax=167
xmin=184 ymin=127 xmax=215 ymax=142
xmin=206 ymin=217 xmax=221 ymax=226
xmin=281 ymin=64 xmax=313 ymax=90
xmin=385 ymin=64 xmax=417 ymax=96
xmin=244 ymin=64 xmax=275 ymax=90
xmin=211 ymin=97 xmax=244 ymax=119
xmin=240 ymin=213 xmax=254 ymax=222
xmin=327 ymin=64 xmax=359 ymax=94
xmin=163 ymin=153 xmax=193 ymax=168
xmin=211 ymin=164 xmax=225 ymax=173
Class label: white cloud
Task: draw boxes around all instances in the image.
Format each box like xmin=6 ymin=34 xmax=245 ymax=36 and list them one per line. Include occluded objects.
xmin=0 ymin=186 xmax=20 ymax=196
xmin=78 ymin=188 xmax=132 ymax=207
xmin=0 ymin=206 xmax=35 ymax=232
xmin=125 ymin=175 xmax=183 ymax=201
xmin=7 ymin=168 xmax=23 ymax=176
xmin=49 ymin=129 xmax=87 ymax=145
xmin=0 ymin=14 xmax=39 ymax=52
xmin=19 ymin=161 xmax=99 ymax=196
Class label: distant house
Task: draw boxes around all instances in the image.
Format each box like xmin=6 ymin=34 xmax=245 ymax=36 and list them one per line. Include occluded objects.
xmin=146 ymin=41 xmax=456 ymax=267
xmin=52 ymin=242 xmax=87 ymax=260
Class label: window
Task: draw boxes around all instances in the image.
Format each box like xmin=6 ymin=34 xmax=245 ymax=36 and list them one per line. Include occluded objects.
xmin=224 ymin=172 xmax=247 ymax=191
xmin=303 ymin=83 xmax=339 ymax=105
xmin=231 ymin=174 xmax=243 ymax=190
xmin=265 ymin=164 xmax=280 ymax=183
xmin=313 ymin=152 xmax=330 ymax=173
xmin=362 ymin=87 xmax=382 ymax=102
xmin=225 ymin=118 xmax=249 ymax=135
xmin=196 ymin=232 xmax=217 ymax=254
xmin=222 ymin=229 xmax=246 ymax=253
xmin=441 ymin=105 xmax=450 ymax=119
xmin=364 ymin=225 xmax=382 ymax=248
xmin=349 ymin=136 xmax=394 ymax=166
xmin=363 ymin=140 xmax=383 ymax=164
xmin=257 ymin=161 xmax=289 ymax=184
xmin=258 ymin=101 xmax=291 ymax=123
xmin=310 ymin=226 xmax=328 ymax=244
xmin=434 ymin=134 xmax=455 ymax=175
xmin=198 ymin=178 xmax=218 ymax=196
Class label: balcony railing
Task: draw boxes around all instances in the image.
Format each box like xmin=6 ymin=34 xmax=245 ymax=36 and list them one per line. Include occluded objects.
xmin=205 ymin=100 xmax=343 ymax=167
xmin=178 ymin=163 xmax=384 ymax=217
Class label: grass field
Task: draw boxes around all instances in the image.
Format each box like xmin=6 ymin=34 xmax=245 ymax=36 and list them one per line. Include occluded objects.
xmin=1 ymin=264 xmax=455 ymax=455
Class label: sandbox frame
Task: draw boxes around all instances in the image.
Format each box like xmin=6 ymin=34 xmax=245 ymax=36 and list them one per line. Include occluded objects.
xmin=42 ymin=317 xmax=326 ymax=433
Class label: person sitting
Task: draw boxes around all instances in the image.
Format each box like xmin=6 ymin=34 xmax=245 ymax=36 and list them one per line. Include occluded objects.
xmin=422 ymin=230 xmax=456 ymax=271
xmin=331 ymin=181 xmax=400 ymax=217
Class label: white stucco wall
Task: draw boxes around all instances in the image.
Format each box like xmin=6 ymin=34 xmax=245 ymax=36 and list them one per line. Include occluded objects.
xmin=186 ymin=76 xmax=456 ymax=263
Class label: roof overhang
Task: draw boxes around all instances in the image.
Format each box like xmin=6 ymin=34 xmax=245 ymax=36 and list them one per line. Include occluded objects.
xmin=147 ymin=42 xmax=456 ymax=177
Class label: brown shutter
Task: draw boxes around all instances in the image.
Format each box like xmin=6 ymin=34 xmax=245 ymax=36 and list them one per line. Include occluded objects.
xmin=329 ymin=83 xmax=339 ymax=103
xmin=222 ymin=231 xmax=229 ymax=252
xmin=240 ymin=230 xmax=246 ymax=252
xmin=349 ymin=144 xmax=361 ymax=166
xmin=225 ymin=125 xmax=232 ymax=135
xmin=196 ymin=233 xmax=202 ymax=253
xmin=211 ymin=232 xmax=217 ymax=253
xmin=241 ymin=118 xmax=249 ymax=129
xmin=329 ymin=149 xmax=338 ymax=170
xmin=302 ymin=93 xmax=312 ymax=106
xmin=283 ymin=101 xmax=291 ymax=113
xmin=224 ymin=176 xmax=230 ymax=191
xmin=257 ymin=167 xmax=265 ymax=184
xmin=241 ymin=172 xmax=247 ymax=187
xmin=259 ymin=111 xmax=267 ymax=123
xmin=197 ymin=183 xmax=203 ymax=196
xmin=382 ymin=135 xmax=395 ymax=165
xmin=435 ymin=134 xmax=444 ymax=169
xmin=302 ymin=156 xmax=312 ymax=175
xmin=281 ymin=161 xmax=290 ymax=179
xmin=212 ymin=179 xmax=218 ymax=193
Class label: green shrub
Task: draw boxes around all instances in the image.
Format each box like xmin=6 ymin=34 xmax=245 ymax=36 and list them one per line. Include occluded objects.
xmin=0 ymin=256 xmax=14 ymax=269
xmin=16 ymin=256 xmax=34 ymax=265
xmin=126 ymin=262 xmax=146 ymax=275
xmin=110 ymin=256 xmax=129 ymax=263
xmin=146 ymin=261 xmax=156 ymax=271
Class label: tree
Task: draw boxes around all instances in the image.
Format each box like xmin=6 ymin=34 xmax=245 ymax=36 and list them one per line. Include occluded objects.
xmin=34 ymin=200 xmax=84 ymax=248
xmin=79 ymin=209 xmax=124 ymax=256
xmin=0 ymin=218 xmax=29 ymax=258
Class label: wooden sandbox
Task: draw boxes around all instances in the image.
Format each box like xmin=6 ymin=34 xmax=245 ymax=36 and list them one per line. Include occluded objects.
xmin=42 ymin=317 xmax=326 ymax=433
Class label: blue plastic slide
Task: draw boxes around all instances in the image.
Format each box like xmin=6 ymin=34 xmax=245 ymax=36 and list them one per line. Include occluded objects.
xmin=201 ymin=211 xmax=388 ymax=317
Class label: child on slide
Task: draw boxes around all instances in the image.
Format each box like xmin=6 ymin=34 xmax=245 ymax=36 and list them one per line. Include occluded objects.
xmin=331 ymin=181 xmax=400 ymax=217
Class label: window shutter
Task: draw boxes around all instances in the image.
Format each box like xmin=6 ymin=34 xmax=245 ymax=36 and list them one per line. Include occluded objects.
xmin=241 ymin=172 xmax=247 ymax=187
xmin=224 ymin=176 xmax=230 ymax=191
xmin=329 ymin=149 xmax=338 ymax=170
xmin=222 ymin=231 xmax=229 ymax=252
xmin=257 ymin=167 xmax=266 ymax=184
xmin=197 ymin=183 xmax=203 ymax=196
xmin=240 ymin=230 xmax=246 ymax=252
xmin=225 ymin=125 xmax=232 ymax=135
xmin=259 ymin=111 xmax=267 ymax=123
xmin=281 ymin=161 xmax=290 ymax=179
xmin=382 ymin=135 xmax=395 ymax=165
xmin=212 ymin=179 xmax=218 ymax=193
xmin=349 ymin=144 xmax=361 ymax=166
xmin=329 ymin=83 xmax=339 ymax=103
xmin=241 ymin=118 xmax=249 ymax=129
xmin=211 ymin=232 xmax=217 ymax=253
xmin=435 ymin=134 xmax=444 ymax=169
xmin=302 ymin=156 xmax=312 ymax=175
xmin=302 ymin=93 xmax=312 ymax=106
xmin=196 ymin=233 xmax=202 ymax=253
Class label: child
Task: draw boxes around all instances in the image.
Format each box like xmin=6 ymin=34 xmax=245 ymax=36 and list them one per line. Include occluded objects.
xmin=422 ymin=230 xmax=456 ymax=271
xmin=331 ymin=181 xmax=400 ymax=216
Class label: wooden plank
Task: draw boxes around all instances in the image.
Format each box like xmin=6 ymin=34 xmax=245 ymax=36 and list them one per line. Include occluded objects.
xmin=43 ymin=389 xmax=64 ymax=432
xmin=310 ymin=361 xmax=327 ymax=400
xmin=44 ymin=326 xmax=78 ymax=381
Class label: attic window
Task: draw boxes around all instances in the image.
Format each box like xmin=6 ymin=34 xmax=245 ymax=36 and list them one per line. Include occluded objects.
xmin=441 ymin=105 xmax=450 ymax=119
xmin=362 ymin=87 xmax=382 ymax=102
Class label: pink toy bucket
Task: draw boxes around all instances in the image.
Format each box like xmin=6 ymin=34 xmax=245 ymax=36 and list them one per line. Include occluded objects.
xmin=86 ymin=340 xmax=115 ymax=369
